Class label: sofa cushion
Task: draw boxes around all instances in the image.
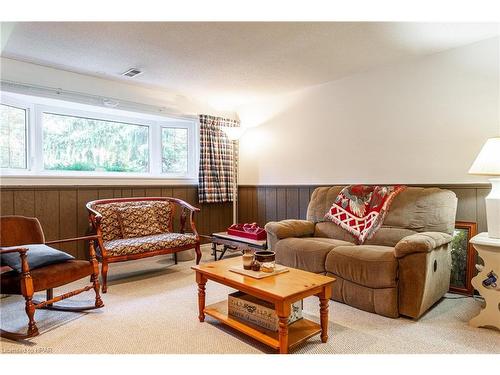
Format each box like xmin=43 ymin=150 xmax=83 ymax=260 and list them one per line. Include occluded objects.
xmin=328 ymin=274 xmax=399 ymax=318
xmin=276 ymin=237 xmax=354 ymax=273
xmin=364 ymin=227 xmax=418 ymax=247
xmin=265 ymin=219 xmax=315 ymax=239
xmin=314 ymin=222 xmax=356 ymax=242
xmin=325 ymin=245 xmax=398 ymax=288
xmin=314 ymin=222 xmax=417 ymax=247
xmin=103 ymin=233 xmax=197 ymax=257
xmin=117 ymin=204 xmax=163 ymax=238
xmin=381 ymin=187 xmax=457 ymax=234
xmin=307 ymin=186 xmax=344 ymax=223
xmin=307 ymin=186 xmax=457 ymax=235
xmin=92 ymin=200 xmax=173 ymax=241
xmin=394 ymin=232 xmax=452 ymax=258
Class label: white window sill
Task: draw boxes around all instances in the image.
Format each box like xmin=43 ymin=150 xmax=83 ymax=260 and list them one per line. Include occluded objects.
xmin=0 ymin=174 xmax=199 ymax=186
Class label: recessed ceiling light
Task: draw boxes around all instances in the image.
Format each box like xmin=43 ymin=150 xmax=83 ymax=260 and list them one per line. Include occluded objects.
xmin=121 ymin=68 xmax=143 ymax=78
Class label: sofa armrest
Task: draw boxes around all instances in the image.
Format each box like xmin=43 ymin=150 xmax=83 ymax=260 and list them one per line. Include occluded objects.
xmin=265 ymin=220 xmax=315 ymax=240
xmin=394 ymin=232 xmax=453 ymax=258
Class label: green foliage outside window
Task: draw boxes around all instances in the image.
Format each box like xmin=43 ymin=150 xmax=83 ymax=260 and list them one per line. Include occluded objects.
xmin=42 ymin=113 xmax=149 ymax=173
xmin=162 ymin=127 xmax=188 ymax=174
xmin=0 ymin=104 xmax=26 ymax=169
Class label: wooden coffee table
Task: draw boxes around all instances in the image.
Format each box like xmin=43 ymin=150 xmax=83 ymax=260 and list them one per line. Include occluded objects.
xmin=192 ymin=257 xmax=335 ymax=354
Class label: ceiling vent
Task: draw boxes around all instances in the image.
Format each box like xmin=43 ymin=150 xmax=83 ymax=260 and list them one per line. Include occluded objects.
xmin=121 ymin=68 xmax=143 ymax=78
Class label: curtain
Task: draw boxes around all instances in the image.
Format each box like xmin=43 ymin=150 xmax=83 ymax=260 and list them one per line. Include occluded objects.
xmin=198 ymin=114 xmax=240 ymax=203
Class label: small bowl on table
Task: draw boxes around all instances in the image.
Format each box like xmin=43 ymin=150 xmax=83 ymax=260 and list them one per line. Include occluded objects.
xmin=253 ymin=251 xmax=276 ymax=273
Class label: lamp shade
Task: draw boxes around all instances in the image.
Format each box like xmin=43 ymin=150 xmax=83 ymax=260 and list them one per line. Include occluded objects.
xmin=468 ymin=137 xmax=500 ymax=176
xmin=221 ymin=126 xmax=245 ymax=141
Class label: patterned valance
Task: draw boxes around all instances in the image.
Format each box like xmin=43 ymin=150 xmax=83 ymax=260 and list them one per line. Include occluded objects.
xmin=198 ymin=115 xmax=240 ymax=203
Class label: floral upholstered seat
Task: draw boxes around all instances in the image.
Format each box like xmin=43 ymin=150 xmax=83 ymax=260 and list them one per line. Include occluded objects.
xmin=103 ymin=233 xmax=197 ymax=257
xmin=87 ymin=197 xmax=201 ymax=293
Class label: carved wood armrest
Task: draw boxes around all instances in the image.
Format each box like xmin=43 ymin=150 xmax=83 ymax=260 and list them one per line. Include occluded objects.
xmin=87 ymin=211 xmax=103 ymax=230
xmin=179 ymin=206 xmax=200 ymax=240
xmin=168 ymin=198 xmax=201 ymax=213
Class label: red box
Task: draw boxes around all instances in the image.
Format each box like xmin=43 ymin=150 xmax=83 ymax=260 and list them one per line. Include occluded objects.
xmin=227 ymin=224 xmax=267 ymax=241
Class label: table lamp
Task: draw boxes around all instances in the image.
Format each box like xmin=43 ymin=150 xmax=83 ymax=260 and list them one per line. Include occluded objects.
xmin=469 ymin=137 xmax=500 ymax=238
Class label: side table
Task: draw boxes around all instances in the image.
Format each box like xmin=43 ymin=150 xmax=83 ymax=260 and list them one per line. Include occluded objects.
xmin=469 ymin=232 xmax=500 ymax=330
xmin=202 ymin=232 xmax=267 ymax=261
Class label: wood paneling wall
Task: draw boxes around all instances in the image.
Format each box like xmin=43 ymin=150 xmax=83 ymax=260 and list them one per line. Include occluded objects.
xmin=0 ymin=185 xmax=232 ymax=259
xmin=238 ymin=184 xmax=491 ymax=233
xmin=0 ymin=183 xmax=490 ymax=259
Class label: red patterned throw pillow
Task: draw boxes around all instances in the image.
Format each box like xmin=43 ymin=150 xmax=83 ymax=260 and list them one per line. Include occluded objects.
xmin=325 ymin=185 xmax=406 ymax=244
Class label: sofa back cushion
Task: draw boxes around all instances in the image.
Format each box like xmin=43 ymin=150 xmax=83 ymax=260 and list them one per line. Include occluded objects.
xmin=308 ymin=186 xmax=457 ymax=244
xmin=91 ymin=200 xmax=173 ymax=241
xmin=382 ymin=187 xmax=457 ymax=234
xmin=117 ymin=204 xmax=163 ymax=239
xmin=307 ymin=186 xmax=344 ymax=224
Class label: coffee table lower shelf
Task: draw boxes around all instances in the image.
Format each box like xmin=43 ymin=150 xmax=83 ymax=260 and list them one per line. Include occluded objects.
xmin=204 ymin=300 xmax=321 ymax=351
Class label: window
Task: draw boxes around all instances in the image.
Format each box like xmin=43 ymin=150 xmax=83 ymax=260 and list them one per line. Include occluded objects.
xmin=162 ymin=127 xmax=188 ymax=174
xmin=0 ymin=104 xmax=27 ymax=169
xmin=0 ymin=92 xmax=198 ymax=180
xmin=42 ymin=112 xmax=149 ymax=173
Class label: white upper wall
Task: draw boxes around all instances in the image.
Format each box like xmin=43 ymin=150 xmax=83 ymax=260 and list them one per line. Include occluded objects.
xmin=237 ymin=37 xmax=500 ymax=185
xmin=0 ymin=57 xmax=237 ymax=119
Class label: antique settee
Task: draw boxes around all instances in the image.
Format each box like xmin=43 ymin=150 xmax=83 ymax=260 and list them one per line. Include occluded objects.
xmin=265 ymin=186 xmax=458 ymax=319
xmin=87 ymin=197 xmax=201 ymax=293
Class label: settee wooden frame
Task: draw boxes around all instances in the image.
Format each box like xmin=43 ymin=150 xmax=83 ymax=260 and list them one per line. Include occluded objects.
xmin=86 ymin=197 xmax=201 ymax=293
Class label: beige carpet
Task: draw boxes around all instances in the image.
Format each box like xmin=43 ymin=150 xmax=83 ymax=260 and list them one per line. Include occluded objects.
xmin=1 ymin=247 xmax=499 ymax=354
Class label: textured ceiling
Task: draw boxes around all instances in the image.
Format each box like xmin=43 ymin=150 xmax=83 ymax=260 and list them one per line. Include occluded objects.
xmin=2 ymin=22 xmax=499 ymax=108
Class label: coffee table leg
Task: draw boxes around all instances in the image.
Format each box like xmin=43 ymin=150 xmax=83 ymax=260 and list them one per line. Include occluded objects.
xmin=276 ymin=302 xmax=291 ymax=354
xmin=317 ymin=285 xmax=332 ymax=343
xmin=196 ymin=272 xmax=207 ymax=322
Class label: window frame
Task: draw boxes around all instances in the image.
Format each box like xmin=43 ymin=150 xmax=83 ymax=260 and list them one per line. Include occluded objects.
xmin=0 ymin=96 xmax=33 ymax=171
xmin=0 ymin=92 xmax=199 ymax=182
xmin=160 ymin=124 xmax=193 ymax=177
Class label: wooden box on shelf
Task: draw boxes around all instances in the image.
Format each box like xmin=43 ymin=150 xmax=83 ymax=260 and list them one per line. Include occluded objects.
xmin=228 ymin=291 xmax=302 ymax=331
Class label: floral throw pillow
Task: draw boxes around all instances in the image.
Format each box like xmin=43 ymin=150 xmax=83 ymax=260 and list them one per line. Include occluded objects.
xmin=117 ymin=204 xmax=163 ymax=238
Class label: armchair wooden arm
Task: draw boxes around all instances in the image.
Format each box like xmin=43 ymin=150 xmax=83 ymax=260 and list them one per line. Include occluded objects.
xmin=46 ymin=235 xmax=101 ymax=263
xmin=0 ymin=247 xmax=31 ymax=275
xmin=0 ymin=247 xmax=29 ymax=255
xmin=45 ymin=235 xmax=100 ymax=245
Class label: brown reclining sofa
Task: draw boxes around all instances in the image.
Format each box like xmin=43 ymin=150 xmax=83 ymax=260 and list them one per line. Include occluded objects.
xmin=265 ymin=186 xmax=458 ymax=319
